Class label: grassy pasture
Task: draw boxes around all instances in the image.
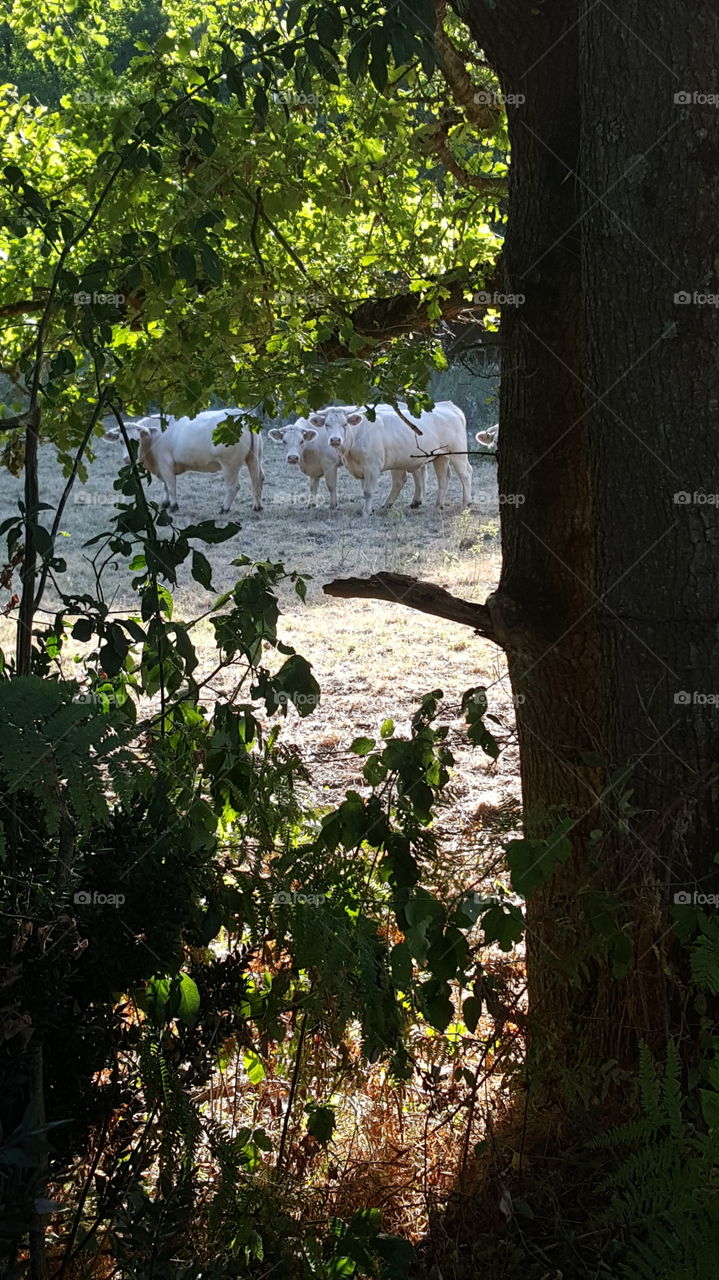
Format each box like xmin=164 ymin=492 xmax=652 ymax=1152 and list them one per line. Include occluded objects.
xmin=0 ymin=426 xmax=518 ymax=833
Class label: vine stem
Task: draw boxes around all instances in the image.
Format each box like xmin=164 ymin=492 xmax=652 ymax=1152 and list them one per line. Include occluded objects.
xmin=276 ymin=1010 xmax=308 ymax=1177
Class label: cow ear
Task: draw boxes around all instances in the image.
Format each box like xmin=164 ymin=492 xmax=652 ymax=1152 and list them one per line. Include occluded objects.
xmin=138 ymin=426 xmax=152 ymax=441
xmin=308 ymin=413 xmax=326 ymax=427
xmin=346 ymin=412 xmax=364 ymax=426
xmin=268 ymin=428 xmax=284 ymax=442
xmin=302 ymin=428 xmax=318 ymax=442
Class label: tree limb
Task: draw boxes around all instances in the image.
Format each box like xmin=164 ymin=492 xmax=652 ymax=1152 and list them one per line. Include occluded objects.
xmin=317 ymin=265 xmax=499 ymax=359
xmin=416 ymin=121 xmax=506 ymax=193
xmin=0 ymin=298 xmax=48 ymax=319
xmin=433 ymin=0 xmax=505 ymax=131
xmin=0 ymin=406 xmax=40 ymax=431
xmin=323 ymin=572 xmax=499 ymax=643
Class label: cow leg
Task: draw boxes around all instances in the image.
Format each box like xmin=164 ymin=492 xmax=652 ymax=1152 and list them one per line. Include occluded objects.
xmin=383 ymin=469 xmax=407 ymax=509
xmin=361 ymin=466 xmax=381 ymax=517
xmin=219 ymin=465 xmax=241 ymax=513
xmin=408 ymin=467 xmax=426 ymax=509
xmin=433 ymin=456 xmax=450 ymax=508
xmin=307 ymin=475 xmax=320 ymax=507
xmin=159 ymin=468 xmax=178 ymax=511
xmin=244 ymin=450 xmax=264 ymax=512
xmin=450 ymin=456 xmax=473 ymax=506
xmin=324 ymin=465 xmax=339 ymax=510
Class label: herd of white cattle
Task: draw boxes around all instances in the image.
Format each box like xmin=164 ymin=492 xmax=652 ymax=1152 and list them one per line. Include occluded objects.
xmin=105 ymin=404 xmax=499 ymax=516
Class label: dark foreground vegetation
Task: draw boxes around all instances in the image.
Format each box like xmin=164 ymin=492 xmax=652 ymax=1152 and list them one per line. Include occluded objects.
xmin=2 ymin=1 xmax=719 ymax=1277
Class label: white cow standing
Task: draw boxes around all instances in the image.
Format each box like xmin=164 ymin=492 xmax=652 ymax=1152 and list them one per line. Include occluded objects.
xmin=476 ymin=423 xmax=499 ymax=449
xmin=268 ymin=411 xmax=425 ymax=510
xmin=267 ymin=418 xmax=343 ymax=509
xmin=106 ymin=409 xmax=264 ymax=513
xmin=309 ymin=402 xmax=473 ymax=516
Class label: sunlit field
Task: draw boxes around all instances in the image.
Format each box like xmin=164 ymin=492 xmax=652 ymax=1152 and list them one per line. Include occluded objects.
xmin=0 ymin=429 xmax=517 ymax=818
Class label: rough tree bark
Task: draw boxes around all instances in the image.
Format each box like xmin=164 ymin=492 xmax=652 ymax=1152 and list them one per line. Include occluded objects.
xmin=453 ymin=0 xmax=719 ymax=1085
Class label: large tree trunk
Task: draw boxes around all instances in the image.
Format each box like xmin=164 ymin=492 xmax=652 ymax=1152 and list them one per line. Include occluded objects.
xmin=453 ymin=0 xmax=719 ymax=1089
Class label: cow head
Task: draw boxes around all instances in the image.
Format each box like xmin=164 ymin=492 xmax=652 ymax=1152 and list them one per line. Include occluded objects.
xmin=105 ymin=418 xmax=161 ymax=463
xmin=476 ymin=424 xmax=499 ymax=448
xmin=268 ymin=420 xmax=319 ymax=464
xmin=310 ymin=408 xmax=363 ymax=450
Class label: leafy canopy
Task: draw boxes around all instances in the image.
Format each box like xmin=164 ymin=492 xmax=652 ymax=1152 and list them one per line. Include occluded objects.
xmin=0 ymin=0 xmax=506 ymax=447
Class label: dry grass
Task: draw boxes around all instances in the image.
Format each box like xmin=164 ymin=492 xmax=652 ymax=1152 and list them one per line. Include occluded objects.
xmin=0 ymin=432 xmax=517 ymax=815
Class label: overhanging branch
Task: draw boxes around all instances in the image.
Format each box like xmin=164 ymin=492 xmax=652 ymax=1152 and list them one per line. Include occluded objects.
xmin=0 ymin=298 xmax=48 ymax=319
xmin=317 ymin=265 xmax=500 ymax=359
xmin=0 ymin=407 xmax=40 ymax=431
xmin=323 ymin=572 xmax=499 ymax=644
xmin=416 ymin=121 xmax=507 ymax=193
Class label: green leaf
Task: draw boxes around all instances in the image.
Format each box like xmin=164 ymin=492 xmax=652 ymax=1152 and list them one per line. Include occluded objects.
xmin=418 ymin=977 xmax=453 ymax=1031
xmin=368 ymin=51 xmax=388 ymax=93
xmin=191 ymin=550 xmax=214 ymax=590
xmin=267 ymin=653 xmax=320 ymax=717
xmin=390 ymin=941 xmax=412 ymax=988
xmin=506 ymin=822 xmax=572 ymax=899
xmin=71 ymin=618 xmax=94 ymax=642
xmin=380 ymin=717 xmax=394 ymax=738
xmin=176 ymin=973 xmax=201 ymax=1025
xmin=462 ymin=995 xmax=482 ymax=1033
xmin=226 ymin=64 xmax=246 ymax=105
xmin=350 ymin=736 xmax=375 ymax=756
xmin=347 ymin=29 xmax=371 ymax=82
xmin=480 ymin=902 xmax=525 ymax=951
xmin=200 ymin=243 xmax=222 ymax=283
xmin=244 ymin=1049 xmax=266 ymax=1084
xmin=362 ymin=754 xmax=387 ymax=786
xmin=140 ymin=972 xmax=200 ymax=1027
xmin=183 ymin=521 xmax=241 ymax=543
xmin=306 ymin=1104 xmax=335 ymax=1145
xmin=170 ymin=243 xmax=196 ymax=284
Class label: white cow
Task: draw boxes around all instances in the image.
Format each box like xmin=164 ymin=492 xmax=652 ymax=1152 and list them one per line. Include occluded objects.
xmin=267 ymin=418 xmax=343 ymax=509
xmin=476 ymin=423 xmax=499 ymax=449
xmin=268 ymin=412 xmax=425 ymax=511
xmin=106 ymin=410 xmax=264 ymax=513
xmin=309 ymin=402 xmax=472 ymax=516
